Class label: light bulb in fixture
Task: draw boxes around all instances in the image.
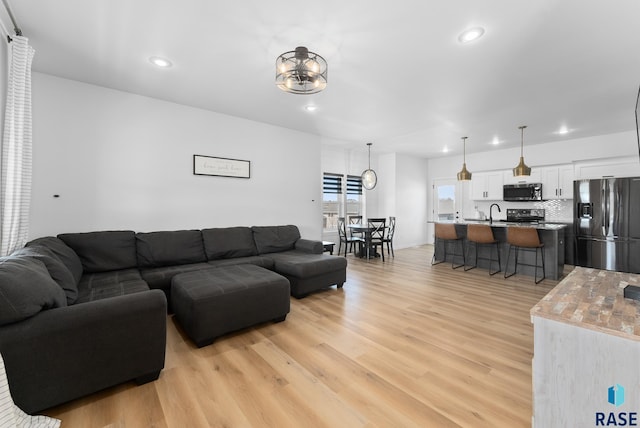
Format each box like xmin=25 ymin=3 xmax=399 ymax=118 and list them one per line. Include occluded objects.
xmin=558 ymin=125 xmax=569 ymax=134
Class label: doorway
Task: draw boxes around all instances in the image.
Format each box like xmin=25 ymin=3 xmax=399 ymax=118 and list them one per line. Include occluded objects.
xmin=432 ymin=179 xmax=459 ymax=222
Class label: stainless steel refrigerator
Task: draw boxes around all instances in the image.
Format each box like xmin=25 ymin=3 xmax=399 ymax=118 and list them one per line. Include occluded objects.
xmin=575 ymin=177 xmax=640 ymax=273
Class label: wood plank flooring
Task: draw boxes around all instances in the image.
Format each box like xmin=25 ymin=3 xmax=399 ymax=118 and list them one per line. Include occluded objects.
xmin=46 ymin=245 xmax=562 ymax=427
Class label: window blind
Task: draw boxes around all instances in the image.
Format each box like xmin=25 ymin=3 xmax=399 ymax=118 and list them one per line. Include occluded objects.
xmin=323 ymin=173 xmax=342 ymax=194
xmin=346 ymin=175 xmax=363 ymax=195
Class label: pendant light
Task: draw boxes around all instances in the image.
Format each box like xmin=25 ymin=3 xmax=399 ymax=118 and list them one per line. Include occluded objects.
xmin=361 ymin=143 xmax=377 ymax=190
xmin=457 ymin=136 xmax=472 ymax=181
xmin=513 ymin=125 xmax=532 ymax=177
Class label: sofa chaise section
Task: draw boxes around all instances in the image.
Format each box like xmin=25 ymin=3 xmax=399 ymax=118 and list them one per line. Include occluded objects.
xmin=252 ymin=225 xmax=347 ymax=297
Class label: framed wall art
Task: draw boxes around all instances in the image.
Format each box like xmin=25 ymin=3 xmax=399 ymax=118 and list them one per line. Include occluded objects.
xmin=193 ymin=155 xmax=250 ymax=178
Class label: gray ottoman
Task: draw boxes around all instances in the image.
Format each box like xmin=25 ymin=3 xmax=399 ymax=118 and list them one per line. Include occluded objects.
xmin=171 ymin=264 xmax=290 ymax=347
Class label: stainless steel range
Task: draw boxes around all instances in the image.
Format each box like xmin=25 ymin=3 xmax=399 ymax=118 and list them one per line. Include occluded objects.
xmin=506 ymin=208 xmax=545 ymax=223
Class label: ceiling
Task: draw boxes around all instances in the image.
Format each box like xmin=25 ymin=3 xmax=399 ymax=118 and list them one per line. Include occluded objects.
xmin=6 ymin=0 xmax=640 ymax=158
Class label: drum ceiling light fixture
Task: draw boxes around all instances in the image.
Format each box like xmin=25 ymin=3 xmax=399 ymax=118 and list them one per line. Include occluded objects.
xmin=275 ymin=46 xmax=327 ymax=94
xmin=361 ymin=143 xmax=377 ymax=190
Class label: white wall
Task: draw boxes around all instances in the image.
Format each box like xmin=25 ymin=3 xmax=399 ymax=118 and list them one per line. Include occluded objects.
xmin=394 ymin=154 xmax=429 ymax=248
xmin=29 ymin=73 xmax=323 ymax=239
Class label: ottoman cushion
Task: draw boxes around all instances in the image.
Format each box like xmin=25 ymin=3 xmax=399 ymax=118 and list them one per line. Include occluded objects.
xmin=171 ymin=265 xmax=290 ymax=347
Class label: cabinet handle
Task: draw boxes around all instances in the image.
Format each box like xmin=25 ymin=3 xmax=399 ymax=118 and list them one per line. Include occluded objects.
xmin=555 ymin=189 xmax=558 ymax=196
xmin=559 ymin=189 xmax=562 ymax=196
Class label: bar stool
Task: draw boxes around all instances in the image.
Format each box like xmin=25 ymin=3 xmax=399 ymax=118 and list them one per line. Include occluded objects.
xmin=432 ymin=223 xmax=465 ymax=269
xmin=504 ymin=227 xmax=545 ymax=284
xmin=464 ymin=224 xmax=501 ymax=275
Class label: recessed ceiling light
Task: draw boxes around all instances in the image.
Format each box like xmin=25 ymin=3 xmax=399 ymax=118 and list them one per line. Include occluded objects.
xmin=442 ymin=146 xmax=449 ymax=153
xmin=558 ymin=125 xmax=569 ymax=134
xmin=492 ymin=137 xmax=500 ymax=145
xmin=304 ymin=105 xmax=317 ymax=112
xmin=458 ymin=27 xmax=485 ymax=44
xmin=149 ymin=56 xmax=172 ymax=68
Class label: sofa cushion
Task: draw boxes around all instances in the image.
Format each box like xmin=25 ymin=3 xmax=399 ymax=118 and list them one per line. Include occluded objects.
xmin=251 ymin=225 xmax=301 ymax=254
xmin=0 ymin=256 xmax=67 ymax=325
xmin=139 ymin=262 xmax=211 ymax=291
xmin=201 ymin=227 xmax=258 ymax=260
xmin=76 ymin=269 xmax=149 ymax=303
xmin=207 ymin=255 xmax=274 ymax=270
xmin=136 ymin=230 xmax=206 ymax=268
xmin=13 ymin=246 xmax=78 ymax=305
xmin=26 ymin=237 xmax=83 ymax=284
xmin=58 ymin=231 xmax=137 ymax=273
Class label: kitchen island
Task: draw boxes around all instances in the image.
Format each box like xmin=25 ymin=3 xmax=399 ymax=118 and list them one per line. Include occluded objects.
xmin=530 ymin=267 xmax=640 ymax=426
xmin=433 ymin=221 xmax=566 ymax=280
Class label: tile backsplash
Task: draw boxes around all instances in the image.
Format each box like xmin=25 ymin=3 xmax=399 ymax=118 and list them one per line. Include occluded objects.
xmin=471 ymin=199 xmax=573 ymax=223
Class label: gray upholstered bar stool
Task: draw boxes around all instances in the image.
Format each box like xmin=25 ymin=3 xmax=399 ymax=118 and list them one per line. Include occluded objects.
xmin=464 ymin=224 xmax=501 ymax=275
xmin=432 ymin=223 xmax=465 ymax=269
xmin=504 ymin=226 xmax=545 ymax=283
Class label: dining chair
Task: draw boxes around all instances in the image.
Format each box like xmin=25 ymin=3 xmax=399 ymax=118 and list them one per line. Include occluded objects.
xmin=337 ymin=217 xmax=363 ymax=257
xmin=383 ymin=216 xmax=396 ymax=258
xmin=348 ymin=215 xmax=363 ymax=239
xmin=367 ymin=218 xmax=387 ymax=261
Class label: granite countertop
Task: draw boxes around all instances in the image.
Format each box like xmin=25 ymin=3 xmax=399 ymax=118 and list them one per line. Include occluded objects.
xmin=433 ymin=220 xmax=567 ymax=231
xmin=530 ymin=266 xmax=640 ymax=340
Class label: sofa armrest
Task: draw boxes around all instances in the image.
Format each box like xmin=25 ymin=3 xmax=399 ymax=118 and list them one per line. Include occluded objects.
xmin=294 ymin=239 xmax=323 ymax=254
xmin=0 ymin=289 xmax=167 ymax=413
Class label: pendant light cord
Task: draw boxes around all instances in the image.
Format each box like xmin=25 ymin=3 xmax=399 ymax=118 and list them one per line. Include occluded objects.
xmin=519 ymin=125 xmax=527 ymax=156
xmin=462 ymin=137 xmax=467 ymax=163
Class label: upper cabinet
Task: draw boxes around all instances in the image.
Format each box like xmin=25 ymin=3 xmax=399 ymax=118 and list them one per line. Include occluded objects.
xmin=503 ymin=168 xmax=541 ymax=185
xmin=471 ymin=171 xmax=504 ymax=200
xmin=541 ymin=165 xmax=574 ymax=199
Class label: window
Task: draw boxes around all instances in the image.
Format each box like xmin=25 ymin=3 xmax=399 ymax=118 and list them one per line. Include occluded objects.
xmin=323 ymin=173 xmax=363 ymax=232
xmin=323 ymin=173 xmax=342 ymax=231
xmin=346 ymin=175 xmax=363 ymax=221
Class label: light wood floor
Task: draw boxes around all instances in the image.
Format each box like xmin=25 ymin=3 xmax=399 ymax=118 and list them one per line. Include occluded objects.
xmin=46 ymin=245 xmax=564 ymax=427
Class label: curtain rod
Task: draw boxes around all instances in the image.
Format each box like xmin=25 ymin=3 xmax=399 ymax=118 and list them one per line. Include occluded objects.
xmin=1 ymin=0 xmax=22 ymax=42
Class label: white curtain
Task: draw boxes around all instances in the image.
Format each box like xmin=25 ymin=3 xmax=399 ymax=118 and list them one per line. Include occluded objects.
xmin=0 ymin=36 xmax=34 ymax=256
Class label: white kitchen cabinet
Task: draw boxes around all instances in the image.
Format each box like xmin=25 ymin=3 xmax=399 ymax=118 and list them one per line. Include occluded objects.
xmin=541 ymin=165 xmax=574 ymax=199
xmin=471 ymin=171 xmax=504 ymax=200
xmin=503 ymin=167 xmax=541 ymax=185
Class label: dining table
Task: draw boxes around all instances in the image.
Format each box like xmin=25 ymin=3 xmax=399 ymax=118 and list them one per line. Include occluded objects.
xmin=347 ymin=223 xmax=385 ymax=259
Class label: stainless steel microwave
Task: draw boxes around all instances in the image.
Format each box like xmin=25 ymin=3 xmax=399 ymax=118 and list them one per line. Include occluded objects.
xmin=503 ymin=183 xmax=543 ymax=201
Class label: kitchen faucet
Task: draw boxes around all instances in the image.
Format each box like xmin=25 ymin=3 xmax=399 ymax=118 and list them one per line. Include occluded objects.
xmin=489 ymin=203 xmax=501 ymax=224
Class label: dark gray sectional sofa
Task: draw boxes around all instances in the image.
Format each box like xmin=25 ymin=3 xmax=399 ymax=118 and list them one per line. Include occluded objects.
xmin=0 ymin=224 xmax=346 ymax=413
